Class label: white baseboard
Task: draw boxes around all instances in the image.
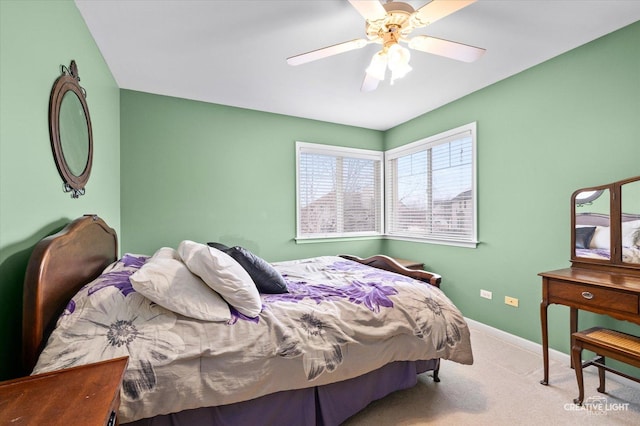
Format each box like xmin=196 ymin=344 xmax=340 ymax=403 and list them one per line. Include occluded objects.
xmin=465 ymin=317 xmax=640 ymax=391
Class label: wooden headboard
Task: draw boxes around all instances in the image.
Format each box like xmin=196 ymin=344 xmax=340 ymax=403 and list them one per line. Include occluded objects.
xmin=576 ymin=212 xmax=609 ymax=227
xmin=22 ymin=215 xmax=117 ymax=374
xmin=576 ymin=212 xmax=640 ymax=227
xmin=339 ymin=254 xmax=441 ymax=287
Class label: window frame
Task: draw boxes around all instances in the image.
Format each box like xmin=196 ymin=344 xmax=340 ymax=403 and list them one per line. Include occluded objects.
xmin=295 ymin=122 xmax=478 ymax=248
xmin=384 ymin=122 xmax=478 ymax=248
xmin=295 ymin=141 xmax=384 ymax=241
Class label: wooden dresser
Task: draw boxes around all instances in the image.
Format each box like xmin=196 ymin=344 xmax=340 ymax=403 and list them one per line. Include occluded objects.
xmin=539 ymin=175 xmax=640 ymax=385
xmin=0 ymin=357 xmax=128 ymax=426
xmin=539 ymin=268 xmax=640 ymax=384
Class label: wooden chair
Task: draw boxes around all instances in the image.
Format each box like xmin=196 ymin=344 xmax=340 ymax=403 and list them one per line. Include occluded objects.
xmin=571 ymin=327 xmax=640 ymax=405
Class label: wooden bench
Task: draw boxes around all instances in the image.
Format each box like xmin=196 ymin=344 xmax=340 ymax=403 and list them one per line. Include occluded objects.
xmin=571 ymin=327 xmax=640 ymax=405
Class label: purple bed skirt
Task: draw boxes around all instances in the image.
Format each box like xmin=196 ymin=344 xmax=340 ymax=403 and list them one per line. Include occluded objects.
xmin=124 ymin=359 xmax=438 ymax=426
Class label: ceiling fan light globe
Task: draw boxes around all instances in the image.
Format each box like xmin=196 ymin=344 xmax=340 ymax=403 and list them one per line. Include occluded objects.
xmin=387 ymin=44 xmax=411 ymax=71
xmin=390 ymin=63 xmax=412 ymax=84
xmin=366 ymin=52 xmax=388 ymax=81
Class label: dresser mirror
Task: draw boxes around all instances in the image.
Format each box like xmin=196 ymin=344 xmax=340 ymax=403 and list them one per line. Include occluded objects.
xmin=49 ymin=60 xmax=93 ymax=198
xmin=571 ymin=175 xmax=640 ymax=273
xmin=621 ymin=179 xmax=640 ymax=265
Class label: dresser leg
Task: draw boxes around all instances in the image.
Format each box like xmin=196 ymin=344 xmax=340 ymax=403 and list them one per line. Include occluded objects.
xmin=570 ymin=307 xmax=578 ymax=369
xmin=540 ymin=301 xmax=549 ymax=385
xmin=572 ymin=339 xmax=585 ymax=405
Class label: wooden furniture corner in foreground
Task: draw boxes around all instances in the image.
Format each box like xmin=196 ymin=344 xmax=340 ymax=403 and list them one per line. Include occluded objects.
xmin=0 ymin=356 xmax=128 ymax=426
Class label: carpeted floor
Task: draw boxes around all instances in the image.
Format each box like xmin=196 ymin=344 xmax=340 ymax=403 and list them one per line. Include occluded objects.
xmin=343 ymin=320 xmax=640 ymax=425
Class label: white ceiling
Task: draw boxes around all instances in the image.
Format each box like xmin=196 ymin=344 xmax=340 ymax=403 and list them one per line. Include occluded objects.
xmin=75 ymin=0 xmax=640 ymax=131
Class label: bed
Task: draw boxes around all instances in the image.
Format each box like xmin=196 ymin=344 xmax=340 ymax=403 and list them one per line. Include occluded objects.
xmin=575 ymin=212 xmax=640 ymax=263
xmin=22 ymin=214 xmax=473 ymax=425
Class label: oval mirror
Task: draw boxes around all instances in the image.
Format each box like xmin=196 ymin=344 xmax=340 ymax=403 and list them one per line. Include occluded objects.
xmin=49 ymin=60 xmax=93 ymax=198
xmin=575 ymin=189 xmax=605 ymax=206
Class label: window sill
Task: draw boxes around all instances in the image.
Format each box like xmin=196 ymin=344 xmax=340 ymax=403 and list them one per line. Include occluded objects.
xmin=295 ymin=234 xmax=479 ymax=248
xmin=384 ymin=235 xmax=479 ymax=248
xmin=295 ymin=235 xmax=381 ymax=244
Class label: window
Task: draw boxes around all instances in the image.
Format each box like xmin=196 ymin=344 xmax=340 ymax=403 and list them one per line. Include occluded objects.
xmin=296 ymin=142 xmax=383 ymax=239
xmin=296 ymin=122 xmax=477 ymax=247
xmin=385 ymin=122 xmax=477 ymax=247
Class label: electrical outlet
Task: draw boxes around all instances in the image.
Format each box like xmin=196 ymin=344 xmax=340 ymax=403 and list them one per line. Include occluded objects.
xmin=505 ymin=296 xmax=519 ymax=307
xmin=480 ymin=289 xmax=492 ymax=300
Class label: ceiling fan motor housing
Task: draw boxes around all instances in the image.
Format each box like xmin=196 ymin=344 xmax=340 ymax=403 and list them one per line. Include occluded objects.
xmin=366 ymin=1 xmax=423 ymax=43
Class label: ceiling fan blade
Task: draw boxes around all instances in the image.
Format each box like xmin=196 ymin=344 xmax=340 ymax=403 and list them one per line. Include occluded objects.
xmin=408 ymin=35 xmax=485 ymax=62
xmin=287 ymin=39 xmax=368 ymax=66
xmin=348 ymin=0 xmax=387 ymax=21
xmin=361 ymin=73 xmax=380 ymax=92
xmin=414 ymin=0 xmax=476 ymax=26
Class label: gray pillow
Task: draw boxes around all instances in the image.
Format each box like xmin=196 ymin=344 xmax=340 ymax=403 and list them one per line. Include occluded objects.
xmin=575 ymin=226 xmax=596 ymax=249
xmin=207 ymin=243 xmax=288 ymax=294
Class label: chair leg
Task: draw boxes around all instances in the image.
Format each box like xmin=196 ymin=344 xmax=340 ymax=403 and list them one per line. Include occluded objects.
xmin=572 ymin=341 xmax=585 ymax=405
xmin=597 ymin=356 xmax=606 ymax=393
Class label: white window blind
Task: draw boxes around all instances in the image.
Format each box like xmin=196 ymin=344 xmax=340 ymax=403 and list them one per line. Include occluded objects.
xmin=296 ymin=142 xmax=383 ymax=239
xmin=385 ymin=123 xmax=477 ymax=246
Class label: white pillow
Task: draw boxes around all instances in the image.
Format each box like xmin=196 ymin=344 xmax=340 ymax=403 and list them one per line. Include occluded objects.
xmin=152 ymin=246 xmax=180 ymax=260
xmin=178 ymin=240 xmax=262 ymax=317
xmin=130 ymin=247 xmax=231 ymax=322
xmin=622 ymin=220 xmax=640 ymax=248
xmin=590 ymin=226 xmax=610 ymax=249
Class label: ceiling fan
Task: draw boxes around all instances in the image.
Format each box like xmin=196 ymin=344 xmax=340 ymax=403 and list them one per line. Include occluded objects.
xmin=287 ymin=0 xmax=486 ymax=91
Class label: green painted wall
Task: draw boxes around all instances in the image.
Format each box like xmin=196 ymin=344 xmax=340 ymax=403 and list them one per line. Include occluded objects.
xmin=120 ymin=91 xmax=384 ymax=261
xmin=623 ymin=180 xmax=640 ymax=213
xmin=576 ymin=190 xmax=609 ymax=215
xmin=0 ymin=0 xmax=120 ymax=380
xmin=383 ymin=22 xmax=640 ymax=359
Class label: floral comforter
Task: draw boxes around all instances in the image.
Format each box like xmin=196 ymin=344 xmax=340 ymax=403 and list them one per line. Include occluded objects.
xmin=576 ymin=246 xmax=640 ymax=263
xmin=33 ymin=255 xmax=473 ymax=423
